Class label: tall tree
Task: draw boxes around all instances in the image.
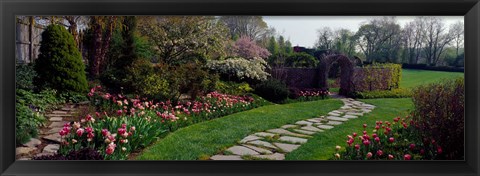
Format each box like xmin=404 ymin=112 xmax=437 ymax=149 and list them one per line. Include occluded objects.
xmin=450 ymin=21 xmax=464 ymax=58
xmin=219 ymin=16 xmax=269 ymax=41
xmin=138 ymin=16 xmax=229 ymax=65
xmin=355 ymin=17 xmax=402 ymax=62
xmin=421 ymin=17 xmax=455 ymax=66
xmin=315 ymin=27 xmax=334 ymax=50
xmin=332 ymin=28 xmax=356 ymax=57
xmin=86 ymin=16 xmax=118 ymax=78
xmin=402 ymin=18 xmax=425 ymax=64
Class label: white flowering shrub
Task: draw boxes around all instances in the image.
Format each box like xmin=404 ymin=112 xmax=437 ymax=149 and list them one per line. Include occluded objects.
xmin=206 ymin=57 xmax=270 ymax=81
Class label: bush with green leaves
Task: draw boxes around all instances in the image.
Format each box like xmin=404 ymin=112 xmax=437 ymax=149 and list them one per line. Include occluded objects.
xmin=34 ymin=24 xmax=88 ymax=94
xmin=285 ymin=52 xmax=318 ymax=68
xmin=215 ymin=81 xmax=253 ymax=96
xmin=253 ymin=79 xmax=289 ymax=103
xmin=206 ymin=57 xmax=270 ymax=82
xmin=16 ymin=64 xmax=37 ymax=90
xmin=126 ymin=59 xmax=171 ymax=100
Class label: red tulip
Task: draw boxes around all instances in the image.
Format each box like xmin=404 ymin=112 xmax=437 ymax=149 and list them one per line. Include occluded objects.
xmin=353 ymin=133 xmax=357 ymax=137
xmin=388 ymin=154 xmax=394 ymax=160
xmin=404 ymin=154 xmax=412 ymax=160
xmin=437 ymin=146 xmax=443 ymax=154
xmin=376 ymin=150 xmax=383 ymax=156
xmin=374 ymin=137 xmax=380 ymax=143
xmin=389 ymin=137 xmax=395 ymax=143
xmin=366 ymin=152 xmax=373 ymax=159
xmin=363 ymin=124 xmax=367 ymax=128
xmin=355 ymin=144 xmax=360 ymax=150
xmin=409 ymin=143 xmax=416 ymax=150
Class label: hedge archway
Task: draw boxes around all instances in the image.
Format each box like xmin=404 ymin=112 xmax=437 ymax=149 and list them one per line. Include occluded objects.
xmin=318 ymin=54 xmax=354 ymax=96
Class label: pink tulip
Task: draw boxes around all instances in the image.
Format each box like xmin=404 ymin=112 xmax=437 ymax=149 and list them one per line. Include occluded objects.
xmin=76 ymin=128 xmax=84 ymax=137
xmin=366 ymin=152 xmax=373 ymax=159
xmin=355 ymin=144 xmax=360 ymax=150
xmin=388 ymin=154 xmax=394 ymax=160
xmin=353 ymin=133 xmax=357 ymax=137
xmin=116 ymin=110 xmax=123 ymax=116
xmin=404 ymin=154 xmax=412 ymax=160
xmin=106 ymin=146 xmax=115 ymax=155
xmin=389 ymin=137 xmax=395 ymax=143
xmin=376 ymin=150 xmax=383 ymax=156
xmin=363 ymin=140 xmax=370 ymax=146
xmin=409 ymin=143 xmax=416 ymax=150
xmin=437 ymin=146 xmax=442 ymax=154
xmin=101 ymin=129 xmax=109 ymax=136
xmin=374 ymin=137 xmax=380 ymax=143
xmin=363 ymin=124 xmax=367 ymax=128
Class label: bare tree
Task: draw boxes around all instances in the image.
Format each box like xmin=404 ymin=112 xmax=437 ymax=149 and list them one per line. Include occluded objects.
xmin=315 ymin=27 xmax=334 ymax=50
xmin=450 ymin=21 xmax=464 ymax=58
xmin=219 ymin=16 xmax=269 ymax=41
xmin=402 ymin=17 xmax=426 ymax=64
xmin=421 ymin=17 xmax=455 ymax=66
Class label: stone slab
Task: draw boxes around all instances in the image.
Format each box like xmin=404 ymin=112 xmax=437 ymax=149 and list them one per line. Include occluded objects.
xmin=46 ymin=114 xmax=72 ymax=117
xmin=247 ymin=140 xmax=277 ymax=149
xmin=306 ymin=119 xmax=322 ymax=123
xmin=266 ymin=129 xmax=310 ymax=138
xmin=293 ymin=129 xmax=316 ymax=135
xmin=294 ymin=121 xmax=313 ymax=126
xmin=242 ymin=144 xmax=273 ymax=154
xmin=273 ymin=142 xmax=301 ymax=153
xmin=251 ymin=153 xmax=285 ymax=160
xmin=16 ymin=147 xmax=36 ymax=155
xmin=43 ymin=144 xmax=60 ymax=153
xmin=42 ymin=133 xmax=62 ymax=143
xmin=254 ymin=132 xmax=276 ymax=138
xmin=278 ymin=136 xmax=308 ymax=144
xmin=342 ymin=115 xmax=358 ymax=119
xmin=49 ymin=121 xmax=69 ymax=128
xmin=326 ymin=121 xmax=343 ymax=125
xmin=317 ymin=125 xmax=334 ymax=130
xmin=52 ymin=110 xmax=68 ymax=114
xmin=346 ymin=112 xmax=363 ymax=116
xmin=328 ymin=112 xmax=341 ymax=116
xmin=226 ymin=146 xmax=259 ymax=156
xmin=300 ymin=126 xmax=323 ymax=132
xmin=281 ymin=124 xmax=298 ymax=129
xmin=49 ymin=117 xmax=63 ymax=122
xmin=326 ymin=116 xmax=349 ymax=122
xmin=240 ymin=135 xmax=262 ymax=143
xmin=43 ymin=127 xmax=62 ymax=135
xmin=210 ymin=155 xmax=243 ymax=160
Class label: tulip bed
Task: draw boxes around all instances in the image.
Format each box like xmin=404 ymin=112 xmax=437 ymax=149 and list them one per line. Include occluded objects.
xmin=333 ymin=115 xmax=443 ymax=160
xmin=57 ymin=85 xmax=269 ymax=160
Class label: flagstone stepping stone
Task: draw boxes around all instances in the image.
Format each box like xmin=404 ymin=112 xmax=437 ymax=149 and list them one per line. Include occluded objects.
xmin=293 ymin=129 xmax=316 ymax=135
xmin=273 ymin=142 xmax=301 ymax=153
xmin=16 ymin=147 xmax=36 ymax=155
xmin=326 ymin=121 xmax=343 ymax=125
xmin=34 ymin=152 xmax=55 ymax=158
xmin=266 ymin=129 xmax=311 ymax=138
xmin=46 ymin=114 xmax=72 ymax=117
xmin=331 ymin=110 xmax=343 ymax=114
xmin=61 ymin=107 xmax=76 ymax=111
xmin=306 ymin=119 xmax=322 ymax=123
xmin=247 ymin=140 xmax=277 ymax=149
xmin=281 ymin=124 xmax=298 ymax=129
xmin=226 ymin=146 xmax=259 ymax=155
xmin=52 ymin=110 xmax=68 ymax=114
xmin=239 ymin=135 xmax=262 ymax=143
xmin=17 ymin=158 xmax=31 ymax=160
xmin=300 ymin=126 xmax=323 ymax=132
xmin=43 ymin=144 xmax=60 ymax=153
xmin=242 ymin=144 xmax=273 ymax=154
xmin=295 ymin=121 xmax=313 ymax=126
xmin=23 ymin=138 xmax=41 ymax=148
xmin=342 ymin=114 xmax=358 ymax=119
xmin=251 ymin=153 xmax=285 ymax=160
xmin=317 ymin=125 xmax=334 ymax=130
xmin=362 ymin=109 xmax=372 ymax=113
xmin=327 ymin=116 xmax=349 ymax=122
xmin=328 ymin=112 xmax=341 ymax=116
xmin=49 ymin=117 xmax=63 ymax=122
xmin=210 ymin=155 xmax=243 ymax=160
xmin=43 ymin=127 xmax=62 ymax=135
xmin=278 ymin=136 xmax=308 ymax=144
xmin=346 ymin=112 xmax=363 ymax=116
xmin=254 ymin=132 xmax=276 ymax=138
xmin=49 ymin=121 xmax=68 ymax=128
xmin=42 ymin=133 xmax=62 ymax=143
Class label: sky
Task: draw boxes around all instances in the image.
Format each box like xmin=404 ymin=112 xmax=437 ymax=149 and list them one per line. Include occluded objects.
xmin=263 ymin=16 xmax=464 ymax=48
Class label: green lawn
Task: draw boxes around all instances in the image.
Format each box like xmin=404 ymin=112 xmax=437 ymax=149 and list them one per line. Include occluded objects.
xmin=285 ymin=98 xmax=414 ymax=160
xmin=400 ymin=69 xmax=463 ymax=89
xmin=136 ymin=99 xmax=343 ymax=160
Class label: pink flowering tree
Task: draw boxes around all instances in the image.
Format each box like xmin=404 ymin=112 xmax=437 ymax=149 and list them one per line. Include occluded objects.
xmin=232 ymin=36 xmax=271 ymax=60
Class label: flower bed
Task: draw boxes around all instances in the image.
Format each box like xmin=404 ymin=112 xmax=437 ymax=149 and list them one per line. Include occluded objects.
xmin=53 ymin=86 xmax=268 ymax=160
xmin=333 ymin=115 xmax=444 ymax=160
xmin=289 ymin=88 xmax=329 ymax=101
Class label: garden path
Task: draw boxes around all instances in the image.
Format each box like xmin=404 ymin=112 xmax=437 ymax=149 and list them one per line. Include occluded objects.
xmin=16 ymin=102 xmax=88 ymax=160
xmin=209 ymin=96 xmax=375 ymax=160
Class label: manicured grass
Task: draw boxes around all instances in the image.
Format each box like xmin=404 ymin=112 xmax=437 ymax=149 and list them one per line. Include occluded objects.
xmin=285 ymin=98 xmax=414 ymax=160
xmin=400 ymin=69 xmax=463 ymax=89
xmin=136 ymin=99 xmax=343 ymax=160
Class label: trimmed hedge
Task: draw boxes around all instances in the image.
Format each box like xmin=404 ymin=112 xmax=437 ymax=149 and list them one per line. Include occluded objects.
xmin=352 ymin=88 xmax=412 ymax=99
xmin=353 ymin=63 xmax=402 ymax=92
xmin=402 ymin=64 xmax=464 ymax=73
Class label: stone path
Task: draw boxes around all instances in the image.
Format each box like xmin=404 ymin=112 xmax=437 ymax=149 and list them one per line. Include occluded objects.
xmin=15 ymin=102 xmax=86 ymax=160
xmin=209 ymin=98 xmax=375 ymax=160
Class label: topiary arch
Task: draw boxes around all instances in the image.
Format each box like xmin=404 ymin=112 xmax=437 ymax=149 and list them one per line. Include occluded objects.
xmin=318 ymin=54 xmax=354 ymax=96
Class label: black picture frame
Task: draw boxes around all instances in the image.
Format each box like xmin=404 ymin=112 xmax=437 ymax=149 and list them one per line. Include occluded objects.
xmin=1 ymin=0 xmax=479 ymax=175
